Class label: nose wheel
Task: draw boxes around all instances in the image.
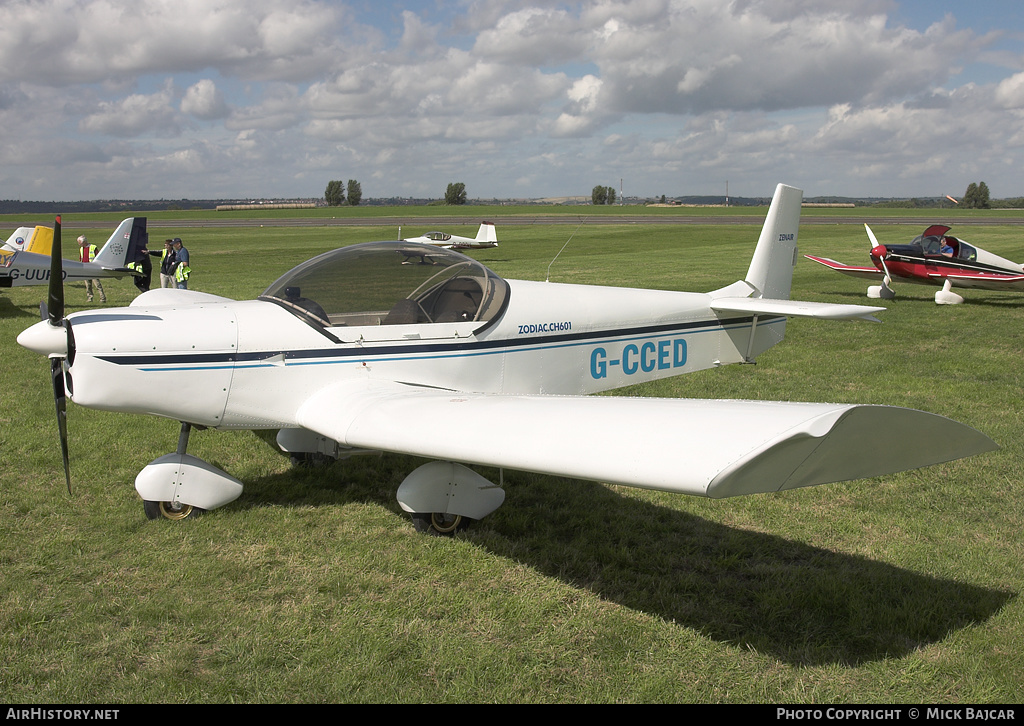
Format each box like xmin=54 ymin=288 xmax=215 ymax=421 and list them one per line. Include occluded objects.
xmin=410 ymin=512 xmax=471 ymax=536
xmin=143 ymin=500 xmax=204 ymax=521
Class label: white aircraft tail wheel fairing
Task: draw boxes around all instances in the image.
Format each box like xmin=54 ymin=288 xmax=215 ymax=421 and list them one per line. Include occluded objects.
xmin=18 ymin=183 xmax=997 ymax=535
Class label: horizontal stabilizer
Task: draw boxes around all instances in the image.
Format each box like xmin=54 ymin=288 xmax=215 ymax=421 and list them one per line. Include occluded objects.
xmin=710 ymin=296 xmax=884 ymax=322
xmin=294 ymin=381 xmax=996 ymax=499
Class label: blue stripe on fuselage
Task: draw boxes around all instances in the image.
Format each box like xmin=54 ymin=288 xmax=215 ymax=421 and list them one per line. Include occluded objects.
xmin=95 ymin=315 xmax=781 ymax=371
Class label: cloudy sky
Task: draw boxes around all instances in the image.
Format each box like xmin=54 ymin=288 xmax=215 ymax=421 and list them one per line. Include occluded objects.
xmin=1 ymin=0 xmax=1022 ymax=202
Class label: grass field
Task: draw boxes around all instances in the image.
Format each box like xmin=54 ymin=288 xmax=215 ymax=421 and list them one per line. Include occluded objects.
xmin=0 ymin=212 xmax=1021 ymax=703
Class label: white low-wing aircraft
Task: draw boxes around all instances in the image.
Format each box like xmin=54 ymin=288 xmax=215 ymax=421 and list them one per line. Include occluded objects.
xmin=19 ymin=185 xmax=996 ymax=533
xmin=1 ymin=216 xmax=144 ymax=290
xmin=402 ymin=221 xmax=498 ymax=249
xmin=3 ymin=224 xmax=54 ymax=255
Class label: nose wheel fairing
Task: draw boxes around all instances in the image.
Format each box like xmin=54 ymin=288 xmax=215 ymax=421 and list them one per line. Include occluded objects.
xmin=135 ymin=452 xmax=244 ymax=514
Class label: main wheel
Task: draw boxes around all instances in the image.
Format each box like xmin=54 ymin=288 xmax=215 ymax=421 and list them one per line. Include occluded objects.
xmin=289 ymin=452 xmax=333 ymax=468
xmin=410 ymin=512 xmax=471 ymax=536
xmin=143 ymin=500 xmax=204 ymax=521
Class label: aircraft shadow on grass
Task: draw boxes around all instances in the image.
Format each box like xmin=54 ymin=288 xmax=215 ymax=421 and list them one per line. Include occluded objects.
xmin=241 ymin=437 xmax=1014 ymax=668
xmin=0 ymin=298 xmax=40 ymax=320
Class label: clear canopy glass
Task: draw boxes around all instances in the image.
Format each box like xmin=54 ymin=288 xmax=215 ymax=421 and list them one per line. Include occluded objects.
xmin=259 ymin=241 xmax=509 ymax=328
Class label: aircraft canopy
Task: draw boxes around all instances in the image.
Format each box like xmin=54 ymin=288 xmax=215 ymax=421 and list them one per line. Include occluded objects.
xmin=259 ymin=241 xmax=509 ymax=328
xmin=911 ymin=228 xmax=978 ymax=262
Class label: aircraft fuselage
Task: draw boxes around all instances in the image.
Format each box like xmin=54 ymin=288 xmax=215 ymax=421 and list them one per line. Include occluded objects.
xmin=62 ymin=280 xmax=785 ymax=431
xmin=870 ymin=243 xmax=1024 ymax=291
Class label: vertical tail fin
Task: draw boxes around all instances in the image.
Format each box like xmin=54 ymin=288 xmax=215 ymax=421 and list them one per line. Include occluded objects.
xmin=710 ymin=184 xmax=883 ymax=322
xmin=3 ymin=226 xmax=42 ymax=253
xmin=24 ymin=226 xmax=54 ymax=256
xmin=94 ymin=217 xmax=148 ymax=268
xmin=475 ymin=222 xmax=497 ymax=244
xmin=743 ymin=183 xmax=803 ymax=300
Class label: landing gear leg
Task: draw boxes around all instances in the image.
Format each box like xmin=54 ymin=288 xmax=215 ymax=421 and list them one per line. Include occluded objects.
xmin=935 ymin=279 xmax=965 ymax=305
xmin=142 ymin=422 xmax=205 ymax=521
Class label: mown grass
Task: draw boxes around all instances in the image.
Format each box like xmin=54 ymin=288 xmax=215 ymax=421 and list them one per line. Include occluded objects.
xmin=0 ymin=214 xmax=1021 ymax=703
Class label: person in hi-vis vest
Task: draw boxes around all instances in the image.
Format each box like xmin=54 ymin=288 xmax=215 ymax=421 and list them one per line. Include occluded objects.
xmin=77 ymin=235 xmax=106 ymax=303
xmin=170 ymin=237 xmax=190 ymax=289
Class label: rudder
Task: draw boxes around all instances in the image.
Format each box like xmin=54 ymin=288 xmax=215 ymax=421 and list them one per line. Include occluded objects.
xmin=94 ymin=217 xmax=148 ymax=268
xmin=744 ymin=184 xmax=803 ymax=300
xmin=475 ymin=222 xmax=497 ymax=243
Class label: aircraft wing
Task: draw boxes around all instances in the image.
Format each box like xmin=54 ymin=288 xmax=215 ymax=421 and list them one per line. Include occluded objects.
xmin=294 ymin=380 xmax=996 ymax=499
xmin=804 ymin=255 xmax=885 ymax=281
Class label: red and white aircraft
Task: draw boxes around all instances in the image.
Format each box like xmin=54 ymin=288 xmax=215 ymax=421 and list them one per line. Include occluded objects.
xmin=19 ymin=186 xmax=995 ymax=534
xmin=806 ymin=224 xmax=1024 ymax=305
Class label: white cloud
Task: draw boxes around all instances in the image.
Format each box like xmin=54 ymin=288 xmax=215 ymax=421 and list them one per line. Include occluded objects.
xmin=181 ymin=79 xmax=230 ymax=120
xmin=995 ymin=72 xmax=1024 ymax=109
xmin=78 ymin=84 xmax=179 ymax=137
xmin=0 ymin=0 xmax=1022 ymax=201
xmin=0 ymin=0 xmax=349 ymax=85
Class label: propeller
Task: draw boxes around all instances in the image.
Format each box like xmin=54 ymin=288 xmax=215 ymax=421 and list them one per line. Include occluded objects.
xmin=46 ymin=216 xmax=72 ymax=494
xmin=864 ymin=224 xmax=895 ymax=294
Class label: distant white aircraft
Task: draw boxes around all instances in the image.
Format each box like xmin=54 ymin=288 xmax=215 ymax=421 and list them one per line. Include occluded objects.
xmin=1 ymin=216 xmax=144 ymax=290
xmin=19 ymin=186 xmax=995 ymax=534
xmin=402 ymin=222 xmax=498 ymax=250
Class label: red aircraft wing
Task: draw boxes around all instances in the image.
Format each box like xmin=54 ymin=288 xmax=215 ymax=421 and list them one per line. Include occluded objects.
xmin=804 ymin=255 xmax=884 ymax=281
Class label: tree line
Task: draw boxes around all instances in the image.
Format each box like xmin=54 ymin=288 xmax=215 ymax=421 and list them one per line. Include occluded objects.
xmin=324 ymin=179 xmax=363 ymax=206
xmin=961 ymin=182 xmax=990 ymax=209
xmin=324 ymin=180 xmax=471 ymax=205
xmin=320 ymin=179 xmax=1020 ymax=209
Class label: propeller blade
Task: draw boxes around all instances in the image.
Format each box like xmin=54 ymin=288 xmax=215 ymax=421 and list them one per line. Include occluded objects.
xmin=864 ymin=223 xmax=892 ymax=283
xmin=50 ymin=357 xmax=71 ymax=494
xmin=45 ymin=216 xmax=72 ymax=493
xmin=864 ymin=223 xmax=879 ymax=249
xmin=47 ymin=216 xmax=63 ymax=326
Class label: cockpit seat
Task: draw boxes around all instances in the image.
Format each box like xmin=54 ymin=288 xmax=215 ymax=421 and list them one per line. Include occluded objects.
xmin=384 ymin=298 xmax=432 ymax=325
xmin=425 ymin=277 xmax=483 ymax=322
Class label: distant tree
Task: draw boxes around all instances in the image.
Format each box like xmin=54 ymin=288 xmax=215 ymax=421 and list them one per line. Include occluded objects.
xmin=346 ymin=179 xmax=362 ymax=206
xmin=660 ymin=194 xmax=667 ymax=204
xmin=963 ymin=182 xmax=991 ymax=209
xmin=325 ymin=180 xmax=345 ymax=206
xmin=592 ymin=185 xmax=616 ymax=205
xmin=977 ymin=181 xmax=991 ymax=209
xmin=445 ymin=182 xmax=467 ymax=205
